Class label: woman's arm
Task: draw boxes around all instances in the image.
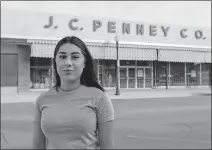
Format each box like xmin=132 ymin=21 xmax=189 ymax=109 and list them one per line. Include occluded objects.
xmin=32 ymin=99 xmax=46 ymax=149
xmin=97 ymin=92 xmax=115 ymax=149
xmin=98 ymin=120 xmax=115 ymax=149
xmin=32 ymin=122 xmax=46 ymax=149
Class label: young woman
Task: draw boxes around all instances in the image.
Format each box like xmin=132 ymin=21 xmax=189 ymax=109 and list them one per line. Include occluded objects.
xmin=32 ymin=36 xmax=115 ymax=149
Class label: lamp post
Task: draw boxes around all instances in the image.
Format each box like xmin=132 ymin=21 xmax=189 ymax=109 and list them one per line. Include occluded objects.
xmin=115 ymin=35 xmax=120 ymax=95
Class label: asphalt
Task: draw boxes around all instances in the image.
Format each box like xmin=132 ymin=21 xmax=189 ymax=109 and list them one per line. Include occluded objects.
xmin=1 ymin=87 xmax=211 ymax=103
xmin=1 ymin=95 xmax=211 ymax=149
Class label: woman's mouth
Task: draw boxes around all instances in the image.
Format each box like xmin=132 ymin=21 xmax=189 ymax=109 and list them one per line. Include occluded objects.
xmin=63 ymin=70 xmax=73 ymax=74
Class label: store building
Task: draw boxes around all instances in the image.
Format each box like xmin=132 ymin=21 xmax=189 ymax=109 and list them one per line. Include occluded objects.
xmin=1 ymin=9 xmax=211 ymax=93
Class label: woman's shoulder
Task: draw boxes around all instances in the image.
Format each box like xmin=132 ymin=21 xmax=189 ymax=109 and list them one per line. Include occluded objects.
xmin=84 ymin=86 xmax=103 ymax=93
xmin=35 ymin=88 xmax=56 ymax=103
xmin=81 ymin=85 xmax=106 ymax=96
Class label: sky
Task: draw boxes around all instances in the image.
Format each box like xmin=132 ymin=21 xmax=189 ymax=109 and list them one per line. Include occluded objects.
xmin=1 ymin=1 xmax=211 ymax=28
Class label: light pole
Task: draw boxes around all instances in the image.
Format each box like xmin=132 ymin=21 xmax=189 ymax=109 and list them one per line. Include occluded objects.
xmin=115 ymin=35 xmax=120 ymax=95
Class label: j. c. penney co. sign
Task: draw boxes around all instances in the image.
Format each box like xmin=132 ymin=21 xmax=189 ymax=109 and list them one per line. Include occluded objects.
xmin=1 ymin=9 xmax=211 ymax=46
xmin=44 ymin=16 xmax=207 ymax=40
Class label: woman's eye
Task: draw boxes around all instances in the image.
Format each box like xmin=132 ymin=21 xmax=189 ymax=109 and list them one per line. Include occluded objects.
xmin=59 ymin=55 xmax=66 ymax=59
xmin=72 ymin=56 xmax=80 ymax=59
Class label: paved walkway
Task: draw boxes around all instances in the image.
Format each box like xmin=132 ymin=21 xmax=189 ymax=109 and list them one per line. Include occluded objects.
xmin=1 ymin=87 xmax=211 ymax=103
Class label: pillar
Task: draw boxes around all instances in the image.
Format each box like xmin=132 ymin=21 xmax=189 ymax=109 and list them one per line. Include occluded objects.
xmin=151 ymin=61 xmax=154 ymax=88
xmin=200 ymin=63 xmax=202 ymax=85
xmin=168 ymin=61 xmax=171 ymax=86
xmin=184 ymin=62 xmax=187 ymax=86
xmin=135 ymin=60 xmax=137 ymax=88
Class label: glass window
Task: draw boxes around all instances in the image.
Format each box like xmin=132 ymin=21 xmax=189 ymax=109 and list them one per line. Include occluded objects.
xmin=157 ymin=62 xmax=167 ymax=86
xmin=128 ymin=68 xmax=135 ymax=78
xmin=202 ymin=63 xmax=211 ymax=85
xmin=170 ymin=62 xmax=185 ymax=86
xmin=137 ymin=61 xmax=151 ymax=67
xmin=120 ymin=60 xmax=135 ymax=66
xmin=186 ymin=63 xmax=199 ymax=86
xmin=30 ymin=57 xmax=53 ymax=89
xmin=99 ymin=60 xmax=116 ymax=88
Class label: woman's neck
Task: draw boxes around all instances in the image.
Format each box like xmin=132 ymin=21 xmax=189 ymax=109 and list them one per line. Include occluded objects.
xmin=60 ymin=79 xmax=81 ymax=92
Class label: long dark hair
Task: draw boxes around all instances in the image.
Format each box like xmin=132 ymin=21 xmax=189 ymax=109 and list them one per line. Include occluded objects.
xmin=53 ymin=36 xmax=104 ymax=92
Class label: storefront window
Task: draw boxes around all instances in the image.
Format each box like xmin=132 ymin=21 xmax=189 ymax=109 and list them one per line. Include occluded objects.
xmin=30 ymin=57 xmax=53 ymax=89
xmin=120 ymin=60 xmax=135 ymax=66
xmin=99 ymin=60 xmax=116 ymax=88
xmin=170 ymin=62 xmax=185 ymax=86
xmin=186 ymin=63 xmax=200 ymax=86
xmin=157 ymin=62 xmax=168 ymax=86
xmin=137 ymin=61 xmax=151 ymax=67
xmin=202 ymin=63 xmax=211 ymax=85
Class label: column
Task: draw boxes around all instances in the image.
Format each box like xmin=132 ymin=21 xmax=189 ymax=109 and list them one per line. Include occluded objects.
xmin=135 ymin=60 xmax=137 ymax=88
xmin=126 ymin=68 xmax=129 ymax=89
xmin=117 ymin=59 xmax=120 ymax=90
xmin=168 ymin=61 xmax=171 ymax=86
xmin=184 ymin=62 xmax=187 ymax=87
xmin=154 ymin=61 xmax=157 ymax=87
xmin=144 ymin=68 xmax=146 ymax=88
xmin=200 ymin=63 xmax=202 ymax=85
xmin=151 ymin=61 xmax=154 ymax=88
xmin=166 ymin=62 xmax=169 ymax=89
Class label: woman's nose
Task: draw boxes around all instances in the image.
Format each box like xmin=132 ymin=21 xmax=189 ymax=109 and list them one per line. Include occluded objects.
xmin=65 ymin=58 xmax=72 ymax=66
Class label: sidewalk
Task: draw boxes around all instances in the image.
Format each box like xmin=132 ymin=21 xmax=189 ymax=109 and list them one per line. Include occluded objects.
xmin=1 ymin=87 xmax=211 ymax=103
xmin=108 ymin=87 xmax=211 ymax=100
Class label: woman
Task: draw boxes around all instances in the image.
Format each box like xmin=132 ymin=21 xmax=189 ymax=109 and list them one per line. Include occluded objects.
xmin=32 ymin=36 xmax=115 ymax=149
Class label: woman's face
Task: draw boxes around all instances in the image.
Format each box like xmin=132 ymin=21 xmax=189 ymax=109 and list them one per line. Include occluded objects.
xmin=55 ymin=43 xmax=85 ymax=82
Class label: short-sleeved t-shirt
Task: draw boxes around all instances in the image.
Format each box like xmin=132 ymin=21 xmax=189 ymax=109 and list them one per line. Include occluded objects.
xmin=33 ymin=85 xmax=114 ymax=149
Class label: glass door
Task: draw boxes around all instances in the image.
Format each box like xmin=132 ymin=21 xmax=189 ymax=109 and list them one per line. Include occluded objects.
xmin=145 ymin=68 xmax=152 ymax=88
xmin=128 ymin=68 xmax=135 ymax=88
xmin=137 ymin=68 xmax=144 ymax=88
xmin=120 ymin=68 xmax=127 ymax=88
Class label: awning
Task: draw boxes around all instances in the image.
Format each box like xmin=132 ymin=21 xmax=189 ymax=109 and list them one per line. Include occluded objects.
xmin=30 ymin=42 xmax=56 ymax=58
xmin=27 ymin=39 xmax=157 ymax=61
xmin=159 ymin=49 xmax=211 ymax=63
xmin=89 ymin=44 xmax=156 ymax=60
xmin=27 ymin=39 xmax=211 ymax=63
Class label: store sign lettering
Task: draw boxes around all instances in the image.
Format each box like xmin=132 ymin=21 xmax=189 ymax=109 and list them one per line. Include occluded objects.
xmin=44 ymin=16 xmax=206 ymax=40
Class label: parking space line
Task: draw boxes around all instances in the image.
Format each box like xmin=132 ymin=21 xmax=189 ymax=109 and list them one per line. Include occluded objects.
xmin=126 ymin=135 xmax=211 ymax=144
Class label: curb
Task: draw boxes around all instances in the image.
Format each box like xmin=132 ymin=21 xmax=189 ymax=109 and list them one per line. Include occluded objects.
xmin=1 ymin=94 xmax=193 ymax=104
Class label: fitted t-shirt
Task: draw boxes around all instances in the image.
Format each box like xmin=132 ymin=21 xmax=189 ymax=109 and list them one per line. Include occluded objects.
xmin=33 ymin=85 xmax=114 ymax=149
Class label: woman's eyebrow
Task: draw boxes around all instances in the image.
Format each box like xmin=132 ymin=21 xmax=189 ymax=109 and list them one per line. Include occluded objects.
xmin=58 ymin=52 xmax=67 ymax=54
xmin=71 ymin=52 xmax=82 ymax=55
xmin=58 ymin=52 xmax=82 ymax=55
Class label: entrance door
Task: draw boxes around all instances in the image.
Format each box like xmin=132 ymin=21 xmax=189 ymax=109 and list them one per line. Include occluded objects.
xmin=1 ymin=54 xmax=18 ymax=93
xmin=128 ymin=68 xmax=135 ymax=88
xmin=120 ymin=68 xmax=127 ymax=88
xmin=145 ymin=68 xmax=152 ymax=88
xmin=137 ymin=67 xmax=152 ymax=88
xmin=137 ymin=68 xmax=144 ymax=88
xmin=120 ymin=67 xmax=151 ymax=88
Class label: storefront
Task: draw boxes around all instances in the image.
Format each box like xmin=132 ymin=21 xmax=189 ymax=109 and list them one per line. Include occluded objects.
xmin=1 ymin=9 xmax=211 ymax=92
xmin=1 ymin=38 xmax=31 ymax=93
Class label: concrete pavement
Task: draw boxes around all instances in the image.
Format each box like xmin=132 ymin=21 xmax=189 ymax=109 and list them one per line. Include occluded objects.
xmin=1 ymin=87 xmax=211 ymax=103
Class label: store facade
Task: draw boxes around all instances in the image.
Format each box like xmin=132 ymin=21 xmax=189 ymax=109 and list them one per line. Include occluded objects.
xmin=1 ymin=9 xmax=211 ymax=93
